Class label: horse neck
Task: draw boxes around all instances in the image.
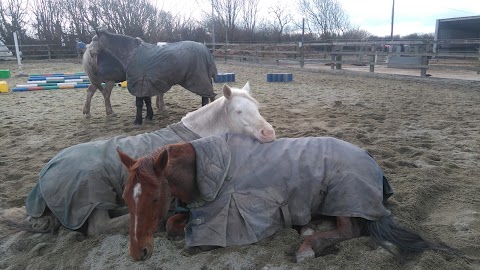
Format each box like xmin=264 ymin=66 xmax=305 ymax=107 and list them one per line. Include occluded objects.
xmin=181 ymin=98 xmax=229 ymax=137
xmin=166 ymin=144 xmax=199 ymax=203
xmin=102 ymin=37 xmax=140 ymax=69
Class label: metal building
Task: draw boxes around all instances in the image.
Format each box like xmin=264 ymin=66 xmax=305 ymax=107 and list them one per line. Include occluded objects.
xmin=434 ymin=15 xmax=480 ymax=53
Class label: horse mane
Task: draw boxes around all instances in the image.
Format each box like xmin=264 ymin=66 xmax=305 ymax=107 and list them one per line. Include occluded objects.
xmin=129 ymin=145 xmax=173 ymax=187
xmin=230 ymin=88 xmax=258 ymax=105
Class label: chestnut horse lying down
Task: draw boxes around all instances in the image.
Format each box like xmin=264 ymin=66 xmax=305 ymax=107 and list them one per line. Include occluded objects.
xmin=3 ymin=83 xmax=275 ymax=236
xmin=119 ymin=133 xmax=452 ymax=262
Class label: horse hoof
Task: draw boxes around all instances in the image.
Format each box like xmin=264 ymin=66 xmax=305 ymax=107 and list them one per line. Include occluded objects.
xmin=295 ymin=249 xmax=315 ymax=263
xmin=301 ymin=227 xmax=315 ymax=236
xmin=107 ymin=112 xmax=117 ymax=117
xmin=84 ymin=113 xmax=91 ymax=119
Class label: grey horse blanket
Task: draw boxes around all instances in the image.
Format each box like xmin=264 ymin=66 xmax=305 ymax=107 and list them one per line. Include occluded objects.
xmin=25 ymin=123 xmax=200 ymax=230
xmin=97 ymin=50 xmax=126 ymax=82
xmin=185 ymin=133 xmax=394 ymax=247
xmin=126 ymin=41 xmax=217 ymax=98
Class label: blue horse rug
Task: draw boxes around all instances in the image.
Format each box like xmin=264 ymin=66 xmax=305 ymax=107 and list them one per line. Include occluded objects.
xmin=185 ymin=133 xmax=394 ymax=247
xmin=25 ymin=123 xmax=200 ymax=230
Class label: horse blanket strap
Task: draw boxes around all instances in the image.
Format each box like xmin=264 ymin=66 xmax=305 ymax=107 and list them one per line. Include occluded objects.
xmin=185 ymin=133 xmax=393 ymax=248
xmin=25 ymin=122 xmax=201 ymax=230
xmin=266 ymin=187 xmax=292 ymax=229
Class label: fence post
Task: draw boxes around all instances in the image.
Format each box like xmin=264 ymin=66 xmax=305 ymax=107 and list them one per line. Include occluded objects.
xmin=420 ymin=55 xmax=428 ymax=77
xmin=224 ymin=44 xmax=227 ymax=62
xmin=47 ymin=45 xmax=51 ymax=60
xmin=420 ymin=42 xmax=428 ymax=77
xmin=300 ymin=42 xmax=304 ymax=68
xmin=370 ymin=44 xmax=375 ymax=73
xmin=276 ymin=45 xmax=279 ymax=66
xmin=477 ymin=49 xmax=480 ymax=74
xmin=330 ymin=54 xmax=335 ymax=69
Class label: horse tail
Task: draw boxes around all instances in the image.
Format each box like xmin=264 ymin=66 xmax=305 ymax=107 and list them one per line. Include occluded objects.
xmin=0 ymin=207 xmax=60 ymax=234
xmin=366 ymin=216 xmax=452 ymax=255
xmin=205 ymin=44 xmax=218 ymax=82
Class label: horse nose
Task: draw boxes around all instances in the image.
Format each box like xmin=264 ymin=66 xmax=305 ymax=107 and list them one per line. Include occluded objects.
xmin=260 ymin=128 xmax=275 ymax=142
xmin=140 ymin=247 xmax=151 ymax=261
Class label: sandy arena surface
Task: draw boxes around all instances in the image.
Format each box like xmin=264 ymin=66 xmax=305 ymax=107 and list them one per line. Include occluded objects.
xmin=0 ymin=59 xmax=479 ymax=270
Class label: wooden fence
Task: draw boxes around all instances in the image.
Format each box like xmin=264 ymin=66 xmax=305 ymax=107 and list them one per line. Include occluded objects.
xmin=4 ymin=40 xmax=480 ymax=77
xmin=4 ymin=44 xmax=79 ymax=60
xmin=208 ymin=39 xmax=480 ymax=77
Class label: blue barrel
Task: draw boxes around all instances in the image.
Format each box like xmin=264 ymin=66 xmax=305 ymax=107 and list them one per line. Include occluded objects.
xmin=215 ymin=74 xmax=224 ymax=83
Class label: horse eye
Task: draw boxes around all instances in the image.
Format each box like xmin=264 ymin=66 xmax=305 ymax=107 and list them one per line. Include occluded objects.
xmin=153 ymin=198 xmax=160 ymax=203
xmin=236 ymin=110 xmax=242 ymax=114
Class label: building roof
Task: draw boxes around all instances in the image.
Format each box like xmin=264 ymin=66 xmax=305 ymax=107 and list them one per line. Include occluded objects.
xmin=437 ymin=15 xmax=480 ymax=32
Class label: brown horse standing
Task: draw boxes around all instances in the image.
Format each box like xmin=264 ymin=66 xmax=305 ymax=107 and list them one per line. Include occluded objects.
xmin=119 ymin=135 xmax=453 ymax=262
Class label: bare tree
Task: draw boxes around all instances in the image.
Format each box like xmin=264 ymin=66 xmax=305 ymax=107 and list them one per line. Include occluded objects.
xmin=269 ymin=3 xmax=293 ymax=42
xmin=63 ymin=0 xmax=91 ymax=40
xmin=297 ymin=0 xmax=350 ymax=39
xmin=0 ymin=0 xmax=28 ymax=44
xmin=31 ymin=0 xmax=67 ymax=44
xmin=211 ymin=0 xmax=242 ymax=42
xmin=92 ymin=0 xmax=157 ymax=39
xmin=241 ymin=0 xmax=260 ymax=34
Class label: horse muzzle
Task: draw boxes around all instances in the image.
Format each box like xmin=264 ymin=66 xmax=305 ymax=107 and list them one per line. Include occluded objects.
xmin=130 ymin=244 xmax=153 ymax=261
xmin=258 ymin=127 xmax=276 ymax=143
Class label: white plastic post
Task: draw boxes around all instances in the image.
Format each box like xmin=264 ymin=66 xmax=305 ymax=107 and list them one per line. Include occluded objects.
xmin=13 ymin=31 xmax=26 ymax=76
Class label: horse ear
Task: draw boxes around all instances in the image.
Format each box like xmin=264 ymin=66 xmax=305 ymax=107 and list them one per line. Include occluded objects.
xmin=117 ymin=149 xmax=136 ymax=169
xmin=222 ymin=84 xmax=233 ymax=99
xmin=153 ymin=148 xmax=169 ymax=178
xmin=96 ymin=27 xmax=107 ymax=36
xmin=242 ymin=81 xmax=251 ymax=93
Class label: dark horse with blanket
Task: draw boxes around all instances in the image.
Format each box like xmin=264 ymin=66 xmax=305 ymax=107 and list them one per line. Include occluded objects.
xmin=92 ymin=28 xmax=217 ymax=126
xmin=119 ymin=133 xmax=454 ymax=262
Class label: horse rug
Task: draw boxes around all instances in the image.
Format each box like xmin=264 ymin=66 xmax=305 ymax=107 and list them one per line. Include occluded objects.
xmin=97 ymin=50 xmax=126 ymax=82
xmin=185 ymin=133 xmax=394 ymax=247
xmin=25 ymin=123 xmax=200 ymax=230
xmin=125 ymin=41 xmax=217 ymax=98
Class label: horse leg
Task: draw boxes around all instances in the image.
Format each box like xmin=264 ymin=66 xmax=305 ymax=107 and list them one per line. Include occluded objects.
xmin=209 ymin=96 xmax=215 ymax=102
xmin=155 ymin=93 xmax=166 ymax=111
xmin=295 ymin=217 xmax=363 ymax=263
xmin=134 ymin=96 xmax=144 ymax=126
xmin=144 ymin=97 xmax=153 ymax=122
xmin=166 ymin=212 xmax=189 ymax=239
xmin=99 ymin=81 xmax=116 ymax=117
xmin=83 ymin=84 xmax=96 ymax=118
xmin=201 ymin=97 xmax=209 ymax=106
xmin=87 ymin=209 xmax=130 ymax=236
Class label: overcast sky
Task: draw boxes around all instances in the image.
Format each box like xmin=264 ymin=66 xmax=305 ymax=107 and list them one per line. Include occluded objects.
xmin=159 ymin=0 xmax=480 ymax=37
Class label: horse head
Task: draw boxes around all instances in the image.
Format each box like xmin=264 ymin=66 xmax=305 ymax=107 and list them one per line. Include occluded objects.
xmin=94 ymin=28 xmax=142 ymax=69
xmin=182 ymin=82 xmax=276 ymax=143
xmin=222 ymin=82 xmax=275 ymax=143
xmin=118 ymin=143 xmax=197 ymax=261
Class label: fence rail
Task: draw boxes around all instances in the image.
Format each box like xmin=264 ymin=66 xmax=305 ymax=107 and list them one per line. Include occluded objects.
xmin=4 ymin=40 xmax=480 ymax=77
xmin=208 ymin=39 xmax=480 ymax=77
xmin=4 ymin=44 xmax=79 ymax=60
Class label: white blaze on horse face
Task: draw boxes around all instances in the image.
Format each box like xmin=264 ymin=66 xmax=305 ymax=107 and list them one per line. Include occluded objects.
xmin=133 ymin=183 xmax=142 ymax=242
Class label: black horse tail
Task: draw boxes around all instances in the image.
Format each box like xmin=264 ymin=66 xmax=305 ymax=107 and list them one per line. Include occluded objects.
xmin=366 ymin=216 xmax=452 ymax=256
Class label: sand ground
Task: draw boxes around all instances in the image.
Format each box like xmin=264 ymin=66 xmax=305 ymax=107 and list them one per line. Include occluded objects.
xmin=0 ymin=59 xmax=479 ymax=270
